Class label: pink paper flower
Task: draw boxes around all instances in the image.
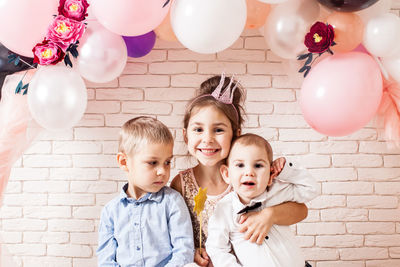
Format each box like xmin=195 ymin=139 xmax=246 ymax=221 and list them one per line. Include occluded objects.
xmin=46 ymin=15 xmax=85 ymax=51
xmin=58 ymin=0 xmax=89 ymax=21
xmin=32 ymin=39 xmax=65 ymax=65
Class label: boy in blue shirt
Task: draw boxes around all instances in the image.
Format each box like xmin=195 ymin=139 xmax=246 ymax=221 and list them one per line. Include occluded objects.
xmin=97 ymin=116 xmax=194 ymax=266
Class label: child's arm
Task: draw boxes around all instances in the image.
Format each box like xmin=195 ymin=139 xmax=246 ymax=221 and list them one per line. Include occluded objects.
xmin=96 ymin=207 xmax=120 ymax=267
xmin=165 ymin=190 xmax=195 ymax=267
xmin=238 ymin=202 xmax=307 ymax=244
xmin=238 ymin=161 xmax=317 ymax=245
xmin=206 ymin=203 xmax=242 ymax=267
xmin=268 ymin=161 xmax=318 ymax=205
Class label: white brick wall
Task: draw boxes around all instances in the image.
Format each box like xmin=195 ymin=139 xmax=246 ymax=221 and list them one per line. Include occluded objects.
xmin=2 ymin=4 xmax=400 ymax=266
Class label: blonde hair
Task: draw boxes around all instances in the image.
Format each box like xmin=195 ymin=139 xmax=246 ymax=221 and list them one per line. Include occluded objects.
xmin=118 ymin=116 xmax=173 ymax=155
xmin=229 ymin=133 xmax=273 ymax=165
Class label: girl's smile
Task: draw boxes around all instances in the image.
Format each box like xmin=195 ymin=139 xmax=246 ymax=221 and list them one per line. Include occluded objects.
xmin=185 ymin=105 xmax=233 ymax=166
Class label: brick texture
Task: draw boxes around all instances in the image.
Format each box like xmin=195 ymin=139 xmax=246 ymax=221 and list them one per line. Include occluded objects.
xmin=3 ymin=5 xmax=400 ymax=266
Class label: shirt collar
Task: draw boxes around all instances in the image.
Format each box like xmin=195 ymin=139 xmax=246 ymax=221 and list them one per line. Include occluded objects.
xmin=119 ymin=183 xmax=164 ymax=205
xmin=232 ymin=190 xmax=269 ymax=215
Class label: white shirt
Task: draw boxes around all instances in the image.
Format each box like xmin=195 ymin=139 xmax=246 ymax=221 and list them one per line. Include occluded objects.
xmin=206 ymin=163 xmax=318 ymax=267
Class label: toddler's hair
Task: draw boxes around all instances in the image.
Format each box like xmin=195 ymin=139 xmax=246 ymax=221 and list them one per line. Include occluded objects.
xmin=118 ymin=116 xmax=173 ymax=155
xmin=183 ymin=75 xmax=245 ymax=139
xmin=229 ymin=133 xmax=273 ymax=165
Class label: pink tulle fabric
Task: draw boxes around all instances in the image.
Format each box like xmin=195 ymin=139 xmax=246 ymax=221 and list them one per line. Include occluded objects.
xmin=377 ymin=78 xmax=400 ymax=146
xmin=0 ymin=72 xmax=42 ymax=265
xmin=0 ymin=72 xmax=42 ymax=202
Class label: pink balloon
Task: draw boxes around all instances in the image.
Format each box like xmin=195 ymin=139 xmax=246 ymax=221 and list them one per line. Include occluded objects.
xmin=91 ymin=0 xmax=170 ymax=36
xmin=300 ymin=52 xmax=383 ymax=136
xmin=352 ymin=44 xmax=369 ymax=54
xmin=0 ymin=0 xmax=58 ymax=57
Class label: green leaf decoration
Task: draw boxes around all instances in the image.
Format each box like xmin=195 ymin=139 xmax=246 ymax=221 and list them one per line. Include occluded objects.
xmin=7 ymin=54 xmax=16 ymax=60
xmin=23 ymin=88 xmax=28 ymax=95
xmin=304 ymin=66 xmax=311 ymax=78
xmin=14 ymin=56 xmax=20 ymax=66
xmin=22 ymin=83 xmax=29 ymax=90
xmin=163 ymin=0 xmax=170 ymax=8
xmin=64 ymin=54 xmax=73 ymax=68
xmin=299 ymin=65 xmax=308 ymax=73
xmin=297 ymin=53 xmax=311 ymax=60
xmin=15 ymin=80 xmax=23 ymax=94
xmin=305 ymin=54 xmax=313 ymax=66
xmin=8 ymin=54 xmax=17 ymax=63
xmin=70 ymin=46 xmax=79 ymax=58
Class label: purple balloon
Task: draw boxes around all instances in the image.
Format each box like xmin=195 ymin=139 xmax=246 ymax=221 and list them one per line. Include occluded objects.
xmin=123 ymin=31 xmax=156 ymax=58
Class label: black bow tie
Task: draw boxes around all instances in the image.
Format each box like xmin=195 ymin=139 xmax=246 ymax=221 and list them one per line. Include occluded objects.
xmin=237 ymin=202 xmax=269 ymax=240
xmin=237 ymin=202 xmax=262 ymax=215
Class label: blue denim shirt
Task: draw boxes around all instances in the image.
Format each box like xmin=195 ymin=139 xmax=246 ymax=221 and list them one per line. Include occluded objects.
xmin=97 ymin=184 xmax=194 ymax=267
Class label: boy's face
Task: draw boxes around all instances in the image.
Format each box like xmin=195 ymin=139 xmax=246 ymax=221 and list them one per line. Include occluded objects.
xmin=118 ymin=142 xmax=173 ymax=200
xmin=221 ymin=143 xmax=272 ymax=204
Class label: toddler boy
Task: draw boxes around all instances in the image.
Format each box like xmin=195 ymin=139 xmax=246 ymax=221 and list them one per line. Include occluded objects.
xmin=206 ymin=133 xmax=317 ymax=267
xmin=97 ymin=116 xmax=194 ymax=267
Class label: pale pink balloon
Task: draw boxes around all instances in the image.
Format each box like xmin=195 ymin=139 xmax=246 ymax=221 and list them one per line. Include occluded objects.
xmin=352 ymin=44 xmax=369 ymax=54
xmin=77 ymin=22 xmax=127 ymax=83
xmin=300 ymin=52 xmax=383 ymax=136
xmin=91 ymin=0 xmax=170 ymax=36
xmin=0 ymin=0 xmax=58 ymax=57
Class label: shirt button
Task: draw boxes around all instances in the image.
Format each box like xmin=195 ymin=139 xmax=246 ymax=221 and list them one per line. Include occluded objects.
xmin=135 ymin=202 xmax=139 ymax=206
xmin=289 ymin=162 xmax=293 ymax=167
xmin=134 ymin=222 xmax=138 ymax=226
xmin=136 ymin=246 xmax=141 ymax=250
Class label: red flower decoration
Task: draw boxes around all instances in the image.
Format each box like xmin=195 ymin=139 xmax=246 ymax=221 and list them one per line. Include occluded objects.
xmin=298 ymin=21 xmax=336 ymax=77
xmin=58 ymin=0 xmax=89 ymax=21
xmin=304 ymin=22 xmax=335 ymax=53
xmin=32 ymin=39 xmax=65 ymax=65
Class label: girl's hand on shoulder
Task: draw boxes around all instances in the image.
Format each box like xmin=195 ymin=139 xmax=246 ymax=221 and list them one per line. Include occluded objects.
xmin=270 ymin=157 xmax=286 ymax=179
xmin=238 ymin=207 xmax=274 ymax=245
xmin=194 ymin=248 xmax=209 ymax=266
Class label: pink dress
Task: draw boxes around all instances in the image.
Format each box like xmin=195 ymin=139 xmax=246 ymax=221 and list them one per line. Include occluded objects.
xmin=179 ymin=168 xmax=232 ymax=248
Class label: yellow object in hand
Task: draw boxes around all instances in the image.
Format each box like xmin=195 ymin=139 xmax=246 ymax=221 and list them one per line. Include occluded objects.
xmin=193 ymin=187 xmax=207 ymax=250
xmin=193 ymin=187 xmax=207 ymax=216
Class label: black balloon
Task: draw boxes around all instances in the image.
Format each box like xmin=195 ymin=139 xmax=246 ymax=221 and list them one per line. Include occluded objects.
xmin=317 ymin=0 xmax=379 ymax=12
xmin=0 ymin=43 xmax=34 ymax=99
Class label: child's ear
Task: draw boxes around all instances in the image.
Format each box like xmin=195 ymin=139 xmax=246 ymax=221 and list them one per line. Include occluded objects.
xmin=236 ymin=129 xmax=241 ymax=137
xmin=269 ymin=165 xmax=278 ymax=185
xmin=220 ymin=164 xmax=231 ymax=184
xmin=117 ymin=152 xmax=129 ymax=172
xmin=183 ymin=128 xmax=188 ymax=144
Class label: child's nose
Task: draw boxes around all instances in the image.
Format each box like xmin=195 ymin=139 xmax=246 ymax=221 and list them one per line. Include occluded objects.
xmin=202 ymin=131 xmax=214 ymax=143
xmin=157 ymin=166 xmax=167 ymax=176
xmin=245 ymin=167 xmax=255 ymax=176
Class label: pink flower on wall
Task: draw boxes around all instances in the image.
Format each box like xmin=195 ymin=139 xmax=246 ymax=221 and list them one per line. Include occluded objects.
xmin=58 ymin=0 xmax=89 ymax=21
xmin=46 ymin=15 xmax=85 ymax=51
xmin=32 ymin=39 xmax=65 ymax=65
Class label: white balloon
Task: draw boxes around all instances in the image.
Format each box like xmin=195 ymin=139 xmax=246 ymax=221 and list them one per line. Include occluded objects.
xmin=171 ymin=0 xmax=247 ymax=54
xmin=356 ymin=0 xmax=392 ymax=23
xmin=363 ymin=13 xmax=400 ymax=58
xmin=258 ymin=0 xmax=288 ymax=3
xmin=382 ymin=56 xmax=400 ymax=83
xmin=264 ymin=0 xmax=320 ymax=59
xmin=77 ymin=21 xmax=127 ymax=83
xmin=28 ymin=65 xmax=87 ymax=131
